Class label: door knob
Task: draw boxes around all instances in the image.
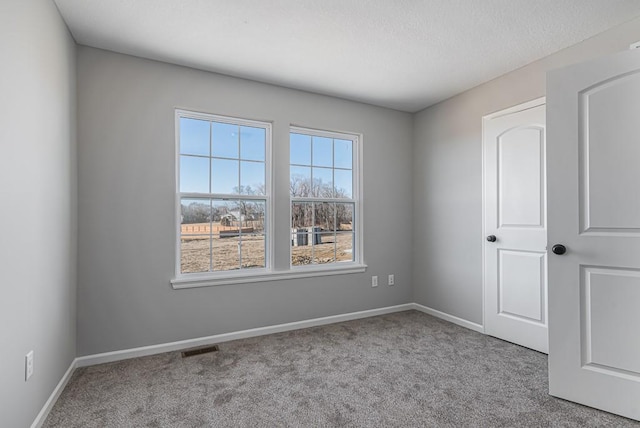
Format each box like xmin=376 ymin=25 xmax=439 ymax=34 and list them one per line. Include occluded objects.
xmin=486 ymin=235 xmax=497 ymax=242
xmin=552 ymin=244 xmax=567 ymax=255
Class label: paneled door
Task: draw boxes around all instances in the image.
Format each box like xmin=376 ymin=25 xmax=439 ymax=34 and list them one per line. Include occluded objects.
xmin=547 ymin=48 xmax=640 ymax=420
xmin=483 ymin=99 xmax=548 ymax=353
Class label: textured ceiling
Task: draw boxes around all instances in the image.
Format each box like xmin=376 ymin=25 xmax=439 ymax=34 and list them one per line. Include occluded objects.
xmin=54 ymin=0 xmax=640 ymax=112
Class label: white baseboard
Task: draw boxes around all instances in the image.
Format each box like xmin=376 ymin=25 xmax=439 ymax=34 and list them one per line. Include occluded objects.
xmin=33 ymin=302 xmax=482 ymax=426
xmin=31 ymin=358 xmax=77 ymax=428
xmin=76 ymin=303 xmax=414 ymax=368
xmin=412 ymin=303 xmax=484 ymax=333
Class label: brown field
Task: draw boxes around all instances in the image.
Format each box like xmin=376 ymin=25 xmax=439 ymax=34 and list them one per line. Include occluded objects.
xmin=290 ymin=233 xmax=354 ymax=265
xmin=180 ymin=222 xmax=353 ymax=273
xmin=181 ymin=234 xmax=266 ymax=273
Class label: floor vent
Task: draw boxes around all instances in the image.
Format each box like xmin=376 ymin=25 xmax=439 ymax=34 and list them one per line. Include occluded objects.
xmin=181 ymin=345 xmax=220 ymax=358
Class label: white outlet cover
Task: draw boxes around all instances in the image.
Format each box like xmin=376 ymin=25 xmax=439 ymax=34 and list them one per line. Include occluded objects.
xmin=25 ymin=351 xmax=34 ymax=381
xmin=371 ymin=276 xmax=378 ymax=287
xmin=631 ymin=41 xmax=640 ymax=49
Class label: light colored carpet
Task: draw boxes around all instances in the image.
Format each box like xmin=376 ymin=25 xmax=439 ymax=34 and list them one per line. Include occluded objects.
xmin=44 ymin=310 xmax=638 ymax=427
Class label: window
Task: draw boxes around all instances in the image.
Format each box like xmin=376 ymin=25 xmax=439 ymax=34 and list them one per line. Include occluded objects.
xmin=176 ymin=110 xmax=270 ymax=276
xmin=172 ymin=111 xmax=365 ymax=288
xmin=290 ymin=127 xmax=359 ymax=267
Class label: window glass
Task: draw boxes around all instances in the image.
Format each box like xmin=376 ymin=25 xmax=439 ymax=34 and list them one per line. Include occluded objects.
xmin=180 ymin=156 xmax=209 ymax=193
xmin=212 ymin=122 xmax=239 ymax=159
xmin=240 ymin=161 xmax=265 ymax=195
xmin=180 ymin=118 xmax=210 ymax=156
xmin=334 ymin=139 xmax=352 ymax=169
xmin=211 ymin=159 xmax=239 ymax=194
xmin=178 ymin=111 xmax=269 ymax=275
xmin=240 ymin=126 xmax=265 ymax=161
xmin=290 ymin=133 xmax=311 ymax=165
xmin=289 ymin=128 xmax=359 ymax=268
xmin=312 ymin=136 xmax=333 ymax=167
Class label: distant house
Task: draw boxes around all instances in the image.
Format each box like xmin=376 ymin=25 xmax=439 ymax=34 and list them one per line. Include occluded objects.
xmin=220 ymin=211 xmax=246 ymax=227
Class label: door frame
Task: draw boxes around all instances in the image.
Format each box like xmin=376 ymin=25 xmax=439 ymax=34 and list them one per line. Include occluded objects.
xmin=481 ymin=96 xmax=546 ymax=333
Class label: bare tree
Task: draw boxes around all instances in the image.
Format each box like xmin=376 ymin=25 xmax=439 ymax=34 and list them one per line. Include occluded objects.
xmin=290 ymin=174 xmax=352 ymax=231
xmin=181 ymin=201 xmax=211 ymax=224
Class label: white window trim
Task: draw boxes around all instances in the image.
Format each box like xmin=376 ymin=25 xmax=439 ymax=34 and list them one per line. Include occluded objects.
xmin=288 ymin=125 xmax=364 ymax=270
xmin=173 ymin=109 xmax=274 ymax=285
xmin=171 ymin=113 xmax=366 ymax=289
xmin=171 ymin=263 xmax=367 ymax=289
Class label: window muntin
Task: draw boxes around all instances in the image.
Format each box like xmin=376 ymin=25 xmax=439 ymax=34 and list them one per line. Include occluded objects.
xmin=290 ymin=127 xmax=358 ymax=267
xmin=177 ymin=111 xmax=270 ymax=276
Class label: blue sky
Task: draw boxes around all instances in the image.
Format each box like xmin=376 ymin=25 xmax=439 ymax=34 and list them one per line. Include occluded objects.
xmin=179 ymin=118 xmax=353 ymax=197
xmin=290 ymin=133 xmax=353 ymax=197
xmin=180 ymin=117 xmax=266 ymax=194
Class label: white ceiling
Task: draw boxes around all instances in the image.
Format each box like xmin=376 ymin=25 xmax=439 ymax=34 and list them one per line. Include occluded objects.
xmin=54 ymin=0 xmax=640 ymax=112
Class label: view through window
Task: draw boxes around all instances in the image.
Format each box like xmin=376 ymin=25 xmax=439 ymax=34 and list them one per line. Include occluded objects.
xmin=177 ymin=111 xmax=270 ymax=274
xmin=290 ymin=127 xmax=357 ymax=267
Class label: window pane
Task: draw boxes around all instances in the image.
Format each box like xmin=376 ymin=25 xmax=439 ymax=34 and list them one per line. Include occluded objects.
xmin=291 ymin=241 xmax=312 ymax=266
xmin=180 ymin=118 xmax=210 ymax=156
xmin=290 ymin=166 xmax=311 ymax=197
xmin=334 ymin=139 xmax=352 ymax=169
xmin=213 ymin=199 xmax=236 ymax=228
xmin=240 ymin=200 xmax=266 ymax=233
xmin=214 ymin=198 xmax=243 ymax=272
xmin=313 ymin=233 xmax=336 ymax=264
xmin=336 ymin=232 xmax=354 ymax=262
xmin=240 ymin=126 xmax=265 ymax=161
xmin=212 ymin=122 xmax=239 ymax=159
xmin=216 ymin=199 xmax=264 ymax=228
xmin=335 ymin=203 xmax=354 ymax=231
xmin=312 ymin=136 xmax=332 ymax=167
xmin=181 ymin=199 xmax=211 ymax=233
xmin=212 ymin=235 xmax=240 ymax=271
xmin=240 ymin=161 xmax=265 ymax=195
xmin=334 ymin=169 xmax=352 ymax=199
xmin=291 ymin=202 xmax=313 ymax=228
xmin=288 ymin=127 xmax=359 ymax=269
xmin=212 ymin=158 xmax=239 ymax=194
xmin=290 ymin=133 xmax=311 ymax=165
xmin=241 ymin=233 xmax=265 ymax=269
xmin=181 ymin=236 xmax=210 ymax=273
xmin=180 ymin=155 xmax=209 ymax=193
xmin=314 ymin=202 xmax=335 ymax=231
xmin=178 ymin=112 xmax=271 ymax=277
xmin=312 ymin=167 xmax=333 ymax=197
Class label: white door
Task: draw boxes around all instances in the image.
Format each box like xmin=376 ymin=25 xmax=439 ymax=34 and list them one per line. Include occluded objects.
xmin=547 ymin=48 xmax=640 ymax=421
xmin=483 ymin=99 xmax=548 ymax=354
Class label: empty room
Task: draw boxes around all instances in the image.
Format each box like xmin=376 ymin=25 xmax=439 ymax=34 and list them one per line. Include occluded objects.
xmin=3 ymin=0 xmax=640 ymax=426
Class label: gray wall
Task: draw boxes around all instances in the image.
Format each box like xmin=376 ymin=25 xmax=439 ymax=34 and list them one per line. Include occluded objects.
xmin=412 ymin=17 xmax=640 ymax=324
xmin=0 ymin=1 xmax=77 ymax=427
xmin=76 ymin=47 xmax=413 ymax=356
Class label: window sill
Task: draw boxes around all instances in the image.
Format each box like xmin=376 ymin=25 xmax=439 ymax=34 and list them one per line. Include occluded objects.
xmin=170 ymin=263 xmax=367 ymax=289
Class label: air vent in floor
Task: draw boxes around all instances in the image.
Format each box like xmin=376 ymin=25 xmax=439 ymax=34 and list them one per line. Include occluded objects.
xmin=181 ymin=345 xmax=220 ymax=358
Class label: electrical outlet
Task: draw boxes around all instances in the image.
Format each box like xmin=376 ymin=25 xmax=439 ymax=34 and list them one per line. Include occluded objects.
xmin=371 ymin=276 xmax=378 ymax=287
xmin=388 ymin=274 xmax=395 ymax=286
xmin=25 ymin=351 xmax=34 ymax=381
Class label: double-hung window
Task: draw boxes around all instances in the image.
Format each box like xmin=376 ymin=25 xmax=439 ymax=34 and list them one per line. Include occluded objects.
xmin=173 ymin=111 xmax=363 ymax=287
xmin=176 ymin=110 xmax=270 ymax=276
xmin=290 ymin=127 xmax=360 ymax=267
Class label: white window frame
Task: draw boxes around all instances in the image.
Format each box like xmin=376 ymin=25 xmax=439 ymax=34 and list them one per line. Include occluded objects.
xmin=289 ymin=125 xmax=364 ymax=271
xmin=170 ymin=113 xmax=366 ymax=289
xmin=172 ymin=109 xmax=273 ymax=285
